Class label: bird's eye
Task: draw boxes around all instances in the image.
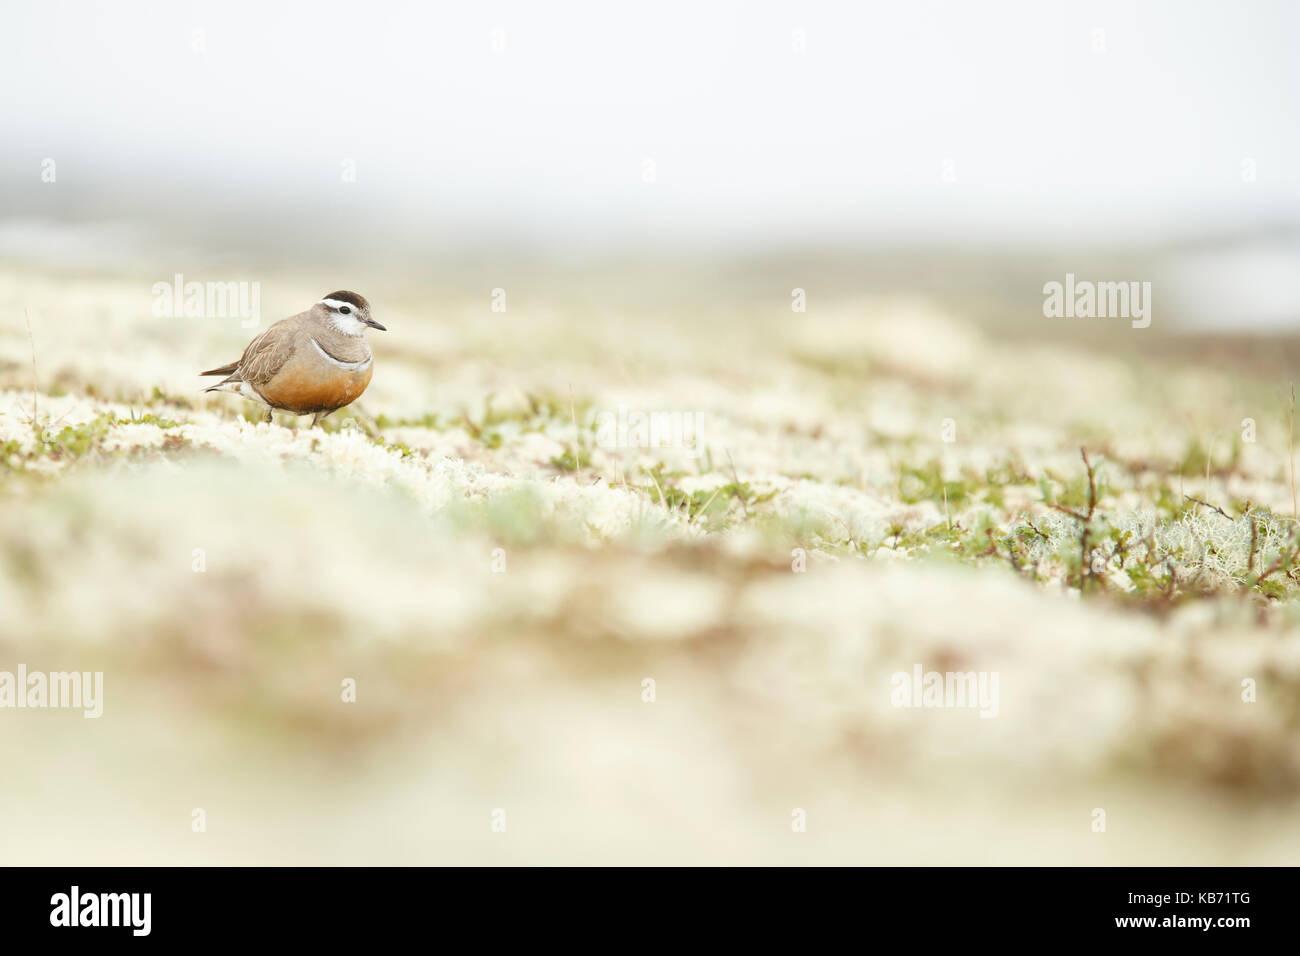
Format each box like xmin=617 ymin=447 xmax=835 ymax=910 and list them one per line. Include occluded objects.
xmin=339 ymin=306 xmax=352 ymax=315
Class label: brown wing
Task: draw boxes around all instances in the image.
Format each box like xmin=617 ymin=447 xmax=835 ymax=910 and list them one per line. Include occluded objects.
xmin=234 ymin=317 xmax=305 ymax=387
xmin=200 ymin=361 xmax=240 ymax=377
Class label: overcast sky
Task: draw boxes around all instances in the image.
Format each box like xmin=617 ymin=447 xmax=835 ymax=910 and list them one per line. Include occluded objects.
xmin=4 ymin=0 xmax=1299 ymax=249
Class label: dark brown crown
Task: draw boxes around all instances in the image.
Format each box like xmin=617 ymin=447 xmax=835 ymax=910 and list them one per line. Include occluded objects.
xmin=323 ymin=290 xmax=369 ymax=310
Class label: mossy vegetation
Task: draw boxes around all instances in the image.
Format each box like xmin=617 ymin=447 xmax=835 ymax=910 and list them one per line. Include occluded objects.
xmin=6 ymin=392 xmax=1298 ymax=609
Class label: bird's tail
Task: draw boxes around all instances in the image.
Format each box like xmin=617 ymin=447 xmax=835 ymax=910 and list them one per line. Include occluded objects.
xmin=200 ymin=362 xmax=239 ymax=377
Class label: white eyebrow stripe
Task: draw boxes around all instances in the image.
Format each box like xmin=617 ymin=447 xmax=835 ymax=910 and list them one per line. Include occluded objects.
xmin=310 ymin=338 xmax=372 ymax=371
xmin=318 ymin=298 xmax=359 ymax=311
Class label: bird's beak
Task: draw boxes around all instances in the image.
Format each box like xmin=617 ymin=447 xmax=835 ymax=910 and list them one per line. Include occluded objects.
xmin=364 ymin=316 xmax=387 ymax=331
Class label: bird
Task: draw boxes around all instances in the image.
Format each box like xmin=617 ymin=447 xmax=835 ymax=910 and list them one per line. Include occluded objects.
xmin=200 ymin=291 xmax=386 ymax=427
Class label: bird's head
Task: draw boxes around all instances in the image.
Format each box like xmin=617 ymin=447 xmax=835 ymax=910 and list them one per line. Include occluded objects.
xmin=316 ymin=291 xmax=386 ymax=334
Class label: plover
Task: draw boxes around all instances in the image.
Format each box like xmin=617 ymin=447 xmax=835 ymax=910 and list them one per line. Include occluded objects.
xmin=201 ymin=291 xmax=386 ymax=426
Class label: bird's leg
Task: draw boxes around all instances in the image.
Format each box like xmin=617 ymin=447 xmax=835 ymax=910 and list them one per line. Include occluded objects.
xmin=311 ymin=408 xmax=340 ymax=430
xmin=264 ymin=409 xmax=273 ymax=424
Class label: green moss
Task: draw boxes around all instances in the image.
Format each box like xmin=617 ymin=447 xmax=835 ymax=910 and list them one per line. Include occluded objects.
xmin=45 ymin=415 xmax=114 ymax=458
xmin=899 ymin=461 xmax=972 ymax=509
xmin=374 ymin=412 xmax=438 ymax=429
xmin=113 ymin=413 xmax=182 ymax=429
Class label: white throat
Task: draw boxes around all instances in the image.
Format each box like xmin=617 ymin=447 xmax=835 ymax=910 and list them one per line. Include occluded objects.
xmin=327 ymin=312 xmax=368 ymax=336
